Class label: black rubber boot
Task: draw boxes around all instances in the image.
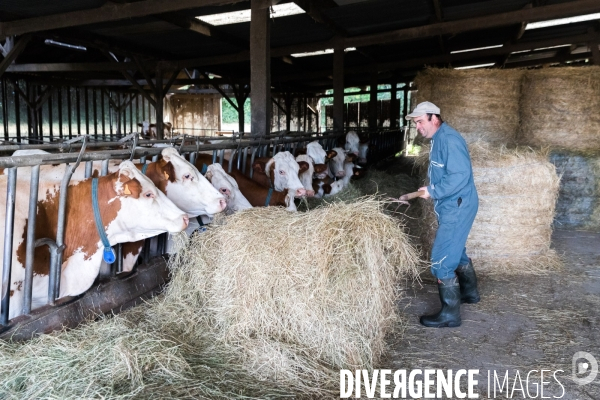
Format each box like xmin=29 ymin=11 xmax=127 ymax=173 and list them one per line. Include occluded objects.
xmin=456 ymin=259 xmax=480 ymax=304
xmin=420 ymin=277 xmax=461 ymax=328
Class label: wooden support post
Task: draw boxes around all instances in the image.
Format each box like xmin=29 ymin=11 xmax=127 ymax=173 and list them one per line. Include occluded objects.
xmin=368 ymin=69 xmax=378 ymax=131
xmin=57 ymin=87 xmax=63 ymax=139
xmin=93 ymin=88 xmax=98 ymax=138
xmin=402 ymin=88 xmax=408 ymax=125
xmin=84 ymin=87 xmax=90 ymax=136
xmin=76 ymin=87 xmax=81 ymax=136
xmin=1 ymin=79 xmax=7 ymax=140
xmin=390 ymin=81 xmax=398 ymax=128
xmin=101 ymin=89 xmax=106 ymax=137
xmin=14 ymin=80 xmax=20 ymax=141
xmin=333 ymin=46 xmax=344 ymax=133
xmin=156 ymin=65 xmax=164 ymax=140
xmin=250 ymin=0 xmax=271 ymax=137
xmin=67 ymin=86 xmax=72 ymax=138
xmin=48 ymin=88 xmax=53 ymax=140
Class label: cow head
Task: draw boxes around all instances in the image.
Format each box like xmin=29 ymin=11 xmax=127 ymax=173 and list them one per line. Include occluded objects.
xmin=264 ymin=151 xmax=306 ymax=197
xmin=110 ymin=161 xmax=189 ymax=240
xmin=205 ymin=163 xmax=253 ymax=214
xmin=329 ymin=147 xmax=348 ymax=178
xmin=306 ymin=141 xmax=327 ymax=164
xmin=295 ymin=154 xmax=315 ymax=197
xmin=345 ymin=131 xmax=360 ymax=155
xmin=159 ymin=147 xmax=227 ymax=217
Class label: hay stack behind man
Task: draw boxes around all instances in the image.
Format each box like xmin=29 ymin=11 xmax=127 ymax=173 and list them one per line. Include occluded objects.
xmin=406 ymin=101 xmax=480 ymax=328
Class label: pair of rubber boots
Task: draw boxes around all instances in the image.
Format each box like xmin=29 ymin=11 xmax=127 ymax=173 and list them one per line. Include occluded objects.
xmin=420 ymin=259 xmax=480 ymax=328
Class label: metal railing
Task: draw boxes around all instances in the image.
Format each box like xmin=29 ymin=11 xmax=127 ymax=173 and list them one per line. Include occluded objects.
xmin=1 ymin=128 xmax=404 ymax=328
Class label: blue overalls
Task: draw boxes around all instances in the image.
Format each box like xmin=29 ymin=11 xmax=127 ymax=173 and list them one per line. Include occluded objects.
xmin=426 ymin=123 xmax=479 ymax=280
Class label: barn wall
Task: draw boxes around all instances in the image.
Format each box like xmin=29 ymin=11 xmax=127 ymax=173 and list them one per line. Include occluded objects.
xmin=167 ymin=93 xmax=222 ymax=136
xmin=323 ymin=98 xmax=405 ymax=131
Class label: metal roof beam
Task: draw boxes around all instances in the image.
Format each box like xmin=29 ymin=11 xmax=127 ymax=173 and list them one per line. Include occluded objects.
xmin=0 ymin=0 xmax=245 ymax=39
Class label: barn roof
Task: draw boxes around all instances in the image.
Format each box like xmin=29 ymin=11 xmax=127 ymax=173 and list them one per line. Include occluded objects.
xmin=1 ymin=0 xmax=599 ymax=93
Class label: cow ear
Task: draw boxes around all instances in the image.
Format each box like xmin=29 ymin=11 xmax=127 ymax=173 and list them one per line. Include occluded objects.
xmin=252 ymin=160 xmax=266 ymax=173
xmin=326 ymin=150 xmax=337 ymax=159
xmin=117 ymin=162 xmax=143 ymax=198
xmin=323 ymin=183 xmax=332 ymax=194
xmin=161 ymin=146 xmax=179 ymax=162
xmin=298 ymin=161 xmax=309 ymax=173
xmin=162 ymin=161 xmax=176 ymax=182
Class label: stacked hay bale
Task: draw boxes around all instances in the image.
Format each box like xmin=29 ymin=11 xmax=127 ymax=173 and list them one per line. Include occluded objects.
xmin=415 ymin=143 xmax=561 ymax=274
xmin=518 ymin=67 xmax=600 ymax=150
xmin=0 ymin=200 xmax=421 ymax=398
xmin=413 ymin=68 xmax=524 ymax=145
xmin=549 ymin=150 xmax=600 ymax=230
xmin=518 ymin=67 xmax=600 ymax=230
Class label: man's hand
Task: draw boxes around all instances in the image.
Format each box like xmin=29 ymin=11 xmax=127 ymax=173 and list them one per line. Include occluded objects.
xmin=418 ymin=186 xmax=431 ymax=199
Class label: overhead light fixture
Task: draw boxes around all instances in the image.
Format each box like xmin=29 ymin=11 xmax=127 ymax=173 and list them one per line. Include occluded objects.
xmin=197 ymin=3 xmax=304 ymax=26
xmin=525 ymin=12 xmax=600 ymax=30
xmin=205 ymin=72 xmax=222 ymax=79
xmin=450 ymin=44 xmax=503 ymax=54
xmin=511 ymin=44 xmax=572 ymax=54
xmin=291 ymin=47 xmax=356 ymax=58
xmin=454 ymin=63 xmax=495 ymax=70
xmin=44 ymin=39 xmax=87 ymax=51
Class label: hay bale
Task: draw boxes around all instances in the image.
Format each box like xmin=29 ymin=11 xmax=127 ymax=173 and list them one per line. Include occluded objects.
xmin=413 ymin=68 xmax=524 ymax=145
xmin=549 ymin=150 xmax=600 ymax=230
xmin=161 ymin=200 xmax=421 ymax=395
xmin=518 ymin=67 xmax=600 ymax=151
xmin=415 ymin=142 xmax=562 ymax=274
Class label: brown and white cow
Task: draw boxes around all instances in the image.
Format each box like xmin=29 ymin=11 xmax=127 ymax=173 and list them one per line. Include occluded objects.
xmin=195 ymin=154 xmax=297 ymax=211
xmin=306 ymin=140 xmax=337 ymax=179
xmin=295 ymin=154 xmax=315 ymax=197
xmin=0 ymin=161 xmax=188 ymax=319
xmin=204 ymin=163 xmax=253 ymax=215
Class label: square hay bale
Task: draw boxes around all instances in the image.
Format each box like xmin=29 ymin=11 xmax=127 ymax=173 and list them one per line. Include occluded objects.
xmin=518 ymin=66 xmax=600 ymax=151
xmin=413 ymin=68 xmax=524 ymax=145
xmin=415 ymin=142 xmax=562 ymax=274
xmin=549 ymin=150 xmax=600 ymax=230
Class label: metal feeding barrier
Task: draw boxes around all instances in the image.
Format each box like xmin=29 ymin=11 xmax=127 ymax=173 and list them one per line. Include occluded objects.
xmin=0 ymin=128 xmax=403 ymax=330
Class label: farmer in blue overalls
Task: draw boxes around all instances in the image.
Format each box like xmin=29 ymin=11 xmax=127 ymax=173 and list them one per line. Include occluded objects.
xmin=406 ymin=101 xmax=480 ymax=328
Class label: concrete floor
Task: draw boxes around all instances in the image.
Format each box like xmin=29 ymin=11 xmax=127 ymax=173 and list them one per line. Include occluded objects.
xmin=386 ymin=229 xmax=600 ymax=399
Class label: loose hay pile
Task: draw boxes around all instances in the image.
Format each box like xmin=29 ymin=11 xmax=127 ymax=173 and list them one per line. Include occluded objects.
xmin=413 ymin=68 xmax=524 ymax=145
xmin=416 ymin=142 xmax=562 ymax=274
xmin=549 ymin=150 xmax=600 ymax=230
xmin=161 ymin=200 xmax=421 ymax=394
xmin=0 ymin=199 xmax=421 ymax=399
xmin=519 ymin=67 xmax=600 ymax=151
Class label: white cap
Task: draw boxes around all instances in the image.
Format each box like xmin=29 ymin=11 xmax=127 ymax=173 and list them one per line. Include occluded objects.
xmin=405 ymin=101 xmax=441 ymax=120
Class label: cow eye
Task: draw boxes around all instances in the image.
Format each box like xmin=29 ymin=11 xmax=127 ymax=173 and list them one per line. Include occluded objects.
xmin=220 ymin=188 xmax=227 ymax=193
xmin=279 ymin=170 xmax=285 ymax=175
xmin=145 ymin=192 xmax=154 ymax=199
xmin=183 ymin=173 xmax=191 ymax=180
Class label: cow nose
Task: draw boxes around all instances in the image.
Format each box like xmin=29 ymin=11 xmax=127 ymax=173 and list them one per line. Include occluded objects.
xmin=336 ymin=170 xmax=346 ymax=177
xmin=295 ymin=188 xmax=307 ymax=197
xmin=306 ymin=190 xmax=315 ymax=197
xmin=219 ymin=198 xmax=227 ymax=211
xmin=182 ymin=215 xmax=189 ymax=228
